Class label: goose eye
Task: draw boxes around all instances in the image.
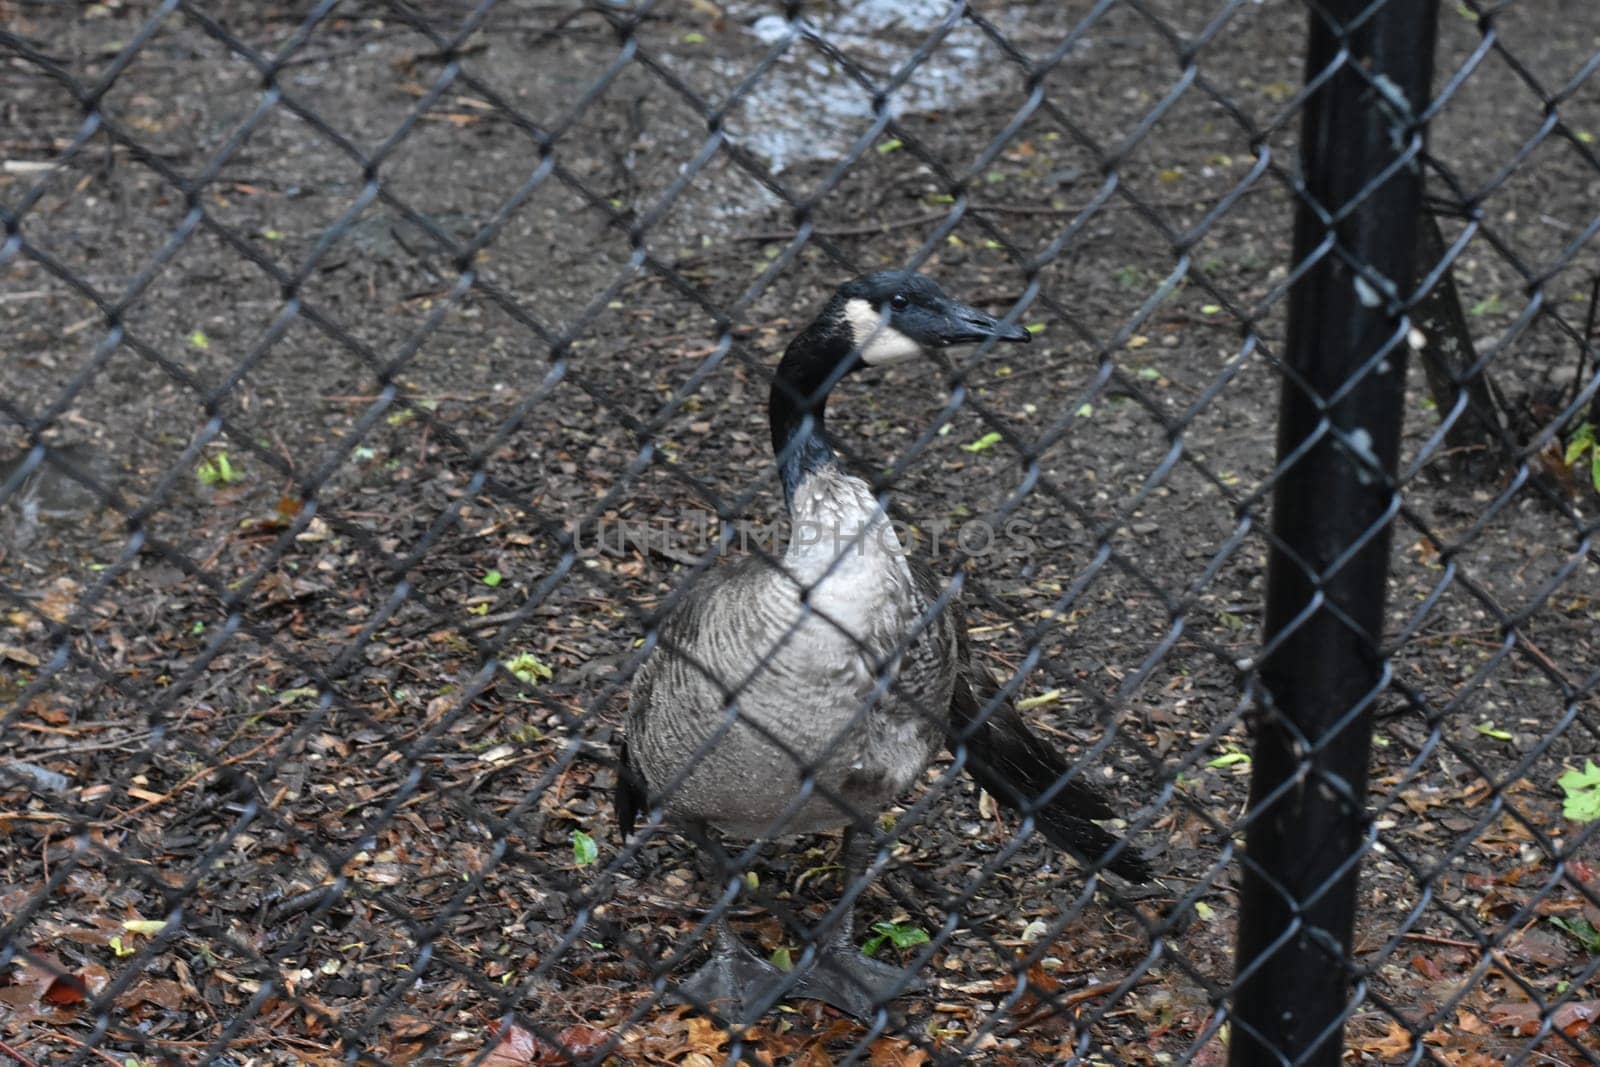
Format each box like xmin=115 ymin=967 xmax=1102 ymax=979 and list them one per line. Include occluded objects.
xmin=889 ymin=293 xmax=909 ymax=311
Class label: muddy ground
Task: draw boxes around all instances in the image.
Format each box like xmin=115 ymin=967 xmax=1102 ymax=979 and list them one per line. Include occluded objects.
xmin=2 ymin=1 xmax=1599 ymax=1065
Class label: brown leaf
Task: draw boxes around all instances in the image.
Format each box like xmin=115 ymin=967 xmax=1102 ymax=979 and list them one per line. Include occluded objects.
xmin=36 ymin=577 xmax=80 ymax=622
xmin=483 ymin=1023 xmax=542 ymax=1067
xmin=1485 ymin=1001 xmax=1541 ymax=1035
xmin=680 ymin=1016 xmax=730 ymax=1059
xmin=550 ymin=1025 xmax=609 ymax=1060
xmin=389 ymin=1016 xmax=435 ymax=1042
xmin=26 ymin=697 xmax=70 ymax=725
xmin=120 ymin=978 xmax=187 ymax=1011
xmin=10 ymin=950 xmax=94 ymax=1009
xmin=1552 ymin=1000 xmax=1600 ymax=1037
xmin=41 ymin=972 xmax=89 ymax=1006
xmin=1354 ymin=1020 xmax=1412 ymax=1057
xmin=1410 ymin=954 xmax=1443 ymax=981
xmin=867 ymin=1036 xmax=930 ymax=1067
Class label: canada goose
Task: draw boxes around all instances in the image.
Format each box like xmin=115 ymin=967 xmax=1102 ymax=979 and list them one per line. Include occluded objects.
xmin=617 ymin=271 xmax=1151 ymax=1021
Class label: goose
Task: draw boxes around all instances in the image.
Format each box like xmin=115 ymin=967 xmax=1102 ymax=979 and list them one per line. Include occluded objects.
xmin=616 ymin=271 xmax=1151 ymax=1021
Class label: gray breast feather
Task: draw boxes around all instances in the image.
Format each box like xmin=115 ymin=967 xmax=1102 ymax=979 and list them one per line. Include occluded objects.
xmin=627 ymin=551 xmax=957 ymax=839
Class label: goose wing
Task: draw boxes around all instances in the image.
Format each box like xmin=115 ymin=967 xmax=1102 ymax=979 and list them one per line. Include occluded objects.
xmin=913 ymin=562 xmax=1153 ymax=882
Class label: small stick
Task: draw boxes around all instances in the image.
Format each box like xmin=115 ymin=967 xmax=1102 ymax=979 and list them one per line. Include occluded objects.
xmin=1004 ymin=976 xmax=1156 ymax=1034
xmin=112 ymin=725 xmax=292 ymax=823
xmin=0 ymin=1036 xmax=40 ymax=1067
xmin=33 ymin=1030 xmax=122 ymax=1067
xmin=1400 ymin=932 xmax=1481 ymax=949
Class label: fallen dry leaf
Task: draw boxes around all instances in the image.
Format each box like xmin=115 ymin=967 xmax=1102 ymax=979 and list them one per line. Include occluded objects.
xmin=676 ymin=1015 xmax=731 ymax=1060
xmin=1353 ymin=1019 xmax=1412 ymax=1058
xmin=1410 ymin=954 xmax=1442 ymax=980
xmin=1485 ymin=1001 xmax=1541 ymax=1036
xmin=388 ymin=1016 xmax=435 ymax=1043
xmin=483 ymin=1022 xmax=542 ymax=1067
xmin=1551 ymin=1000 xmax=1600 ymax=1037
xmin=9 ymin=951 xmax=109 ymax=1012
xmin=119 ymin=977 xmax=188 ymax=1011
xmin=868 ymin=1035 xmax=931 ymax=1066
xmin=551 ymin=1024 xmax=610 ymax=1060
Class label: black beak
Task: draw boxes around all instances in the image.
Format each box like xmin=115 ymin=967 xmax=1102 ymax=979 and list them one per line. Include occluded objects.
xmin=934 ymin=300 xmax=1032 ymax=346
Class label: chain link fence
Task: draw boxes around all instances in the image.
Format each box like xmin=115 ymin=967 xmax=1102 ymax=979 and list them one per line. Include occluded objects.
xmin=1 ymin=1 xmax=1597 ymax=1064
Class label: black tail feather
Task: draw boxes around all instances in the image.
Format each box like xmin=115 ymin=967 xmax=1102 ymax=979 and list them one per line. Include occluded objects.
xmin=615 ymin=736 xmax=647 ymax=841
xmin=950 ymin=669 xmax=1153 ymax=883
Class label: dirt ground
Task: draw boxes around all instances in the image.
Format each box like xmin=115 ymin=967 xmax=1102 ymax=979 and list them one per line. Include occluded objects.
xmin=2 ymin=1 xmax=1599 ymax=1065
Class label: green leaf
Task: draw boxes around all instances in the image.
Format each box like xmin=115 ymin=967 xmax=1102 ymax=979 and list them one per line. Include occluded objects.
xmin=482 ymin=569 xmax=503 ymax=587
xmin=770 ymin=945 xmax=793 ymax=972
xmin=188 ymin=329 xmax=210 ymax=349
xmin=1473 ymin=721 xmax=1513 ymax=741
xmin=963 ymin=432 xmax=1003 ymax=453
xmin=862 ymin=921 xmax=928 ymax=957
xmin=123 ymin=919 xmax=168 ymax=936
xmin=1557 ymin=759 xmax=1600 ymax=822
xmin=1592 ymin=446 xmax=1600 ymax=494
xmin=1200 ymin=304 xmax=1221 ymax=315
xmin=1550 ymin=915 xmax=1600 ymax=953
xmin=876 ymin=138 xmax=904 ymax=154
xmin=1076 ymin=403 xmax=1093 ymax=418
xmin=1207 ymin=751 xmax=1250 ymax=768
xmin=1024 ymin=322 xmax=1046 ymax=335
xmin=506 ymin=652 xmax=552 ymax=686
xmin=1469 ymin=294 xmax=1504 ymax=317
xmin=197 ymin=452 xmax=240 ymax=487
xmin=570 ymin=829 xmax=598 ymax=866
xmin=1564 ymin=422 xmax=1595 ymax=466
xmin=681 ymin=31 xmax=706 ymax=43
xmin=1138 ymin=367 xmax=1163 ymax=380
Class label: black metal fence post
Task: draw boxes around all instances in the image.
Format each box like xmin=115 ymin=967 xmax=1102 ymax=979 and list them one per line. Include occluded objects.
xmin=1232 ymin=3 xmax=1439 ymax=1067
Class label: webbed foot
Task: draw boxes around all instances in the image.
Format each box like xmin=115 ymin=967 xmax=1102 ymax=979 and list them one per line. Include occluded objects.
xmin=792 ymin=942 xmax=921 ymax=1018
xmin=672 ymin=932 xmax=795 ymax=1023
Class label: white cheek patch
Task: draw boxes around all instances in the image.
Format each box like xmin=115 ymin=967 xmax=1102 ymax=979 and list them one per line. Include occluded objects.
xmin=843 ymin=297 xmax=923 ymax=366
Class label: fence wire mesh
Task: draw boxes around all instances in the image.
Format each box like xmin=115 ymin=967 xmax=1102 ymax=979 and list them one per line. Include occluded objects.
xmin=0 ymin=1 xmax=1597 ymax=1065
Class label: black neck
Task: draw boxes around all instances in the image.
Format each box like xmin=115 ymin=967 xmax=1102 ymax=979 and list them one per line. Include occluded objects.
xmin=769 ymin=308 xmax=857 ymax=507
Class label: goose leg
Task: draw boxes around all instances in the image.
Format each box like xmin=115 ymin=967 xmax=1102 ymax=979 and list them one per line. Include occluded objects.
xmin=672 ymin=828 xmax=793 ymax=1021
xmin=793 ymin=826 xmax=919 ymax=1017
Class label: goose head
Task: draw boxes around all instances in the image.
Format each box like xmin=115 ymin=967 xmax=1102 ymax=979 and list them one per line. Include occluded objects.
xmin=833 ymin=270 xmax=1033 ymax=368
xmin=771 ymin=272 xmax=1031 ymax=495
xmin=775 ymin=270 xmax=1032 ymax=405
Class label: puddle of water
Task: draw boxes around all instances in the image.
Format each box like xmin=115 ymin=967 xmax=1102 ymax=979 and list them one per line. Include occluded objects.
xmin=729 ymin=0 xmax=1037 ymax=173
xmin=655 ymin=2 xmax=1089 ymax=234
